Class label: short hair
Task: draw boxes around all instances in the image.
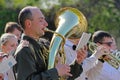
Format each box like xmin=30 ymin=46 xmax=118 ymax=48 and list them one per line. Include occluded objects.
xmin=0 ymin=33 xmax=17 ymax=46
xmin=18 ymin=6 xmax=37 ymax=29
xmin=4 ymin=22 xmax=23 ymax=33
xmin=92 ymin=30 xmax=112 ymax=43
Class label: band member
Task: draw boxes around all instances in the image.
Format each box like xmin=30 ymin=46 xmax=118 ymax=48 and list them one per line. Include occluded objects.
xmin=4 ymin=22 xmax=23 ymax=43
xmin=76 ymin=30 xmax=120 ymax=80
xmin=14 ymin=6 xmax=75 ymax=80
xmin=64 ymin=37 xmax=110 ymax=80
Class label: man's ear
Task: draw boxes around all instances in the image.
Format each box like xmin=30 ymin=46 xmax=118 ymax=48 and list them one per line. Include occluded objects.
xmin=24 ymin=19 xmax=32 ymax=28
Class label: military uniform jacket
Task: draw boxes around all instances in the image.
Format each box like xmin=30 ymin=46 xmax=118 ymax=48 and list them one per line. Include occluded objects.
xmin=14 ymin=34 xmax=59 ymax=80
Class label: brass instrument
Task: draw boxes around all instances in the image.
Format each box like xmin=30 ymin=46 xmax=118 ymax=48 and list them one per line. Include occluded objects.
xmin=113 ymin=50 xmax=120 ymax=59
xmin=89 ymin=42 xmax=120 ymax=69
xmin=45 ymin=7 xmax=88 ymax=70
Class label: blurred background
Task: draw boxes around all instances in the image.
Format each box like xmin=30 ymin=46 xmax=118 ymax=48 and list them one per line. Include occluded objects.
xmin=0 ymin=0 xmax=120 ymax=49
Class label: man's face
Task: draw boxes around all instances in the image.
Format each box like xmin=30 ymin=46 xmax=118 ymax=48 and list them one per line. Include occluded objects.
xmin=99 ymin=37 xmax=113 ymax=50
xmin=12 ymin=28 xmax=21 ymax=40
xmin=2 ymin=37 xmax=18 ymax=54
xmin=30 ymin=8 xmax=48 ymax=37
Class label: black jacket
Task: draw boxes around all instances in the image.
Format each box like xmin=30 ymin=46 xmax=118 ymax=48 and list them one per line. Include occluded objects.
xmin=14 ymin=35 xmax=59 ymax=80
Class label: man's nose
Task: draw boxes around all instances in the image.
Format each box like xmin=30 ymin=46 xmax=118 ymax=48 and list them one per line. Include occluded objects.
xmin=44 ymin=20 xmax=48 ymax=27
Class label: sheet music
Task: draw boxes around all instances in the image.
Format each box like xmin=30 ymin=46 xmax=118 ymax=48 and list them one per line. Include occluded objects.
xmin=76 ymin=32 xmax=91 ymax=50
xmin=0 ymin=55 xmax=16 ymax=73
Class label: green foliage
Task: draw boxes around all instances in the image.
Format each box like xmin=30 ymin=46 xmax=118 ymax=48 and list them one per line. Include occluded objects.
xmin=13 ymin=0 xmax=28 ymax=8
xmin=72 ymin=0 xmax=120 ymax=35
xmin=0 ymin=8 xmax=19 ymax=36
xmin=0 ymin=0 xmax=120 ymax=47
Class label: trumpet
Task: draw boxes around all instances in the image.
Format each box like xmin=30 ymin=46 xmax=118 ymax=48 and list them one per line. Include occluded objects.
xmin=89 ymin=42 xmax=120 ymax=69
xmin=113 ymin=50 xmax=120 ymax=59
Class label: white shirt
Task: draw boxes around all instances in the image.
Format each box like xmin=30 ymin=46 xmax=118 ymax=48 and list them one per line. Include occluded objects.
xmin=64 ymin=39 xmax=77 ymax=65
xmin=3 ymin=68 xmax=15 ymax=80
xmin=4 ymin=72 xmax=9 ymax=80
xmin=0 ymin=55 xmax=15 ymax=80
xmin=99 ymin=62 xmax=120 ymax=80
xmin=65 ymin=39 xmax=101 ymax=80
xmin=76 ymin=60 xmax=120 ymax=80
xmin=64 ymin=39 xmax=120 ymax=80
xmin=75 ymin=55 xmax=101 ymax=80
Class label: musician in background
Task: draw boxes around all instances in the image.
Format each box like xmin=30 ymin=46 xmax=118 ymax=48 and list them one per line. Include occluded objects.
xmin=64 ymin=36 xmax=110 ymax=80
xmin=64 ymin=38 xmax=87 ymax=80
xmin=4 ymin=22 xmax=23 ymax=43
xmin=101 ymin=36 xmax=120 ymax=80
xmin=76 ymin=30 xmax=120 ymax=80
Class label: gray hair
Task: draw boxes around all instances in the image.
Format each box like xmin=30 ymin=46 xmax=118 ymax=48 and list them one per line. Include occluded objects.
xmin=0 ymin=33 xmax=17 ymax=46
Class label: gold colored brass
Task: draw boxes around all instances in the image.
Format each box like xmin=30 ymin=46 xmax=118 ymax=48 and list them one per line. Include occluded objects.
xmin=45 ymin=7 xmax=88 ymax=80
xmin=89 ymin=42 xmax=120 ymax=69
xmin=46 ymin=7 xmax=88 ymax=74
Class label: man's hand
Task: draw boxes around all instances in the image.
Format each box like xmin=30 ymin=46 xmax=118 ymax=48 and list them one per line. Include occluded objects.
xmin=93 ymin=45 xmax=110 ymax=59
xmin=76 ymin=45 xmax=87 ymax=64
xmin=55 ymin=56 xmax=72 ymax=77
